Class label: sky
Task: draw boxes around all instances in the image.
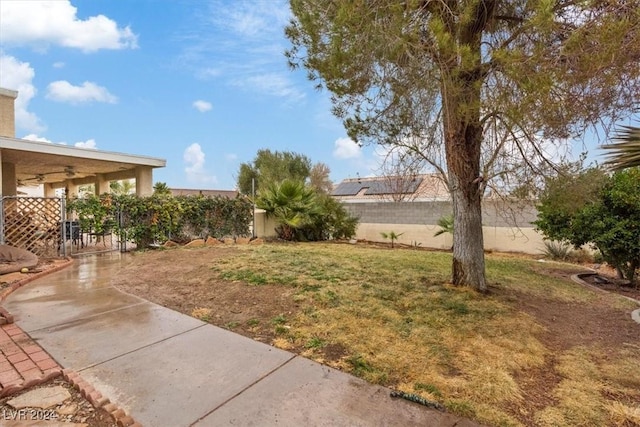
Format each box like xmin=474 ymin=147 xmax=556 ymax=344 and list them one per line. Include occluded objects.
xmin=0 ymin=0 xmax=379 ymax=190
xmin=0 ymin=1 xmax=635 ymax=192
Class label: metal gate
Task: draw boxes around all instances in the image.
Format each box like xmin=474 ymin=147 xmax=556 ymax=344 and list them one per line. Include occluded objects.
xmin=0 ymin=196 xmax=65 ymax=258
xmin=65 ymin=201 xmax=122 ymax=257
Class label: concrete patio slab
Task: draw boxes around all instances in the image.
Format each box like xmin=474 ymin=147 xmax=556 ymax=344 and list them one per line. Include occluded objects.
xmin=4 ymin=276 xmax=113 ymax=301
xmin=195 ymin=356 xmax=472 ymax=427
xmin=3 ymin=287 xmax=144 ymax=332
xmin=28 ymin=302 xmax=205 ymax=370
xmin=80 ymin=325 xmax=295 ymax=427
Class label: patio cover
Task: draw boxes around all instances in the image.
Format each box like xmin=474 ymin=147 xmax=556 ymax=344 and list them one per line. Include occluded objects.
xmin=0 ymin=136 xmax=166 ymax=197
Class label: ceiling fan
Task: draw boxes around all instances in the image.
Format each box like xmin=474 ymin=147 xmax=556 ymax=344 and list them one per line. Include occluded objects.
xmin=19 ymin=166 xmax=78 ymax=185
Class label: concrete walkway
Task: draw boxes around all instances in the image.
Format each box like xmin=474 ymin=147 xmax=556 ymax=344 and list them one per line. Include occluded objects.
xmin=4 ymin=253 xmax=477 ymax=427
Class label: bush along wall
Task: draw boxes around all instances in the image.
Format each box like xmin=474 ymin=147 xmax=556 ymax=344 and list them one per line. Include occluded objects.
xmin=67 ymin=194 xmax=253 ymax=249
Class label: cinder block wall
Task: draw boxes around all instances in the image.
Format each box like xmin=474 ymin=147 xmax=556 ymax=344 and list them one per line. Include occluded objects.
xmin=342 ymin=200 xmax=546 ymax=254
xmin=0 ymin=88 xmax=17 ymax=138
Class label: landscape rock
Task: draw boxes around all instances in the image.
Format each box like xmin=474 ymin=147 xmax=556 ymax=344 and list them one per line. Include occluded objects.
xmin=205 ymin=237 xmax=220 ymax=246
xmin=163 ymin=240 xmax=179 ymax=248
xmin=8 ymin=385 xmax=71 ymax=409
xmin=249 ymin=238 xmax=264 ymax=245
xmin=236 ymin=237 xmax=251 ymax=245
xmin=57 ymin=402 xmax=79 ymax=415
xmin=185 ymin=239 xmax=205 ymax=248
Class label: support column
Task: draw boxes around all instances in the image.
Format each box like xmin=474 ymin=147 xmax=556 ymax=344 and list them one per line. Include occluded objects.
xmin=94 ymin=174 xmax=110 ymax=195
xmin=44 ymin=183 xmax=57 ymax=198
xmin=135 ymin=166 xmax=153 ymax=197
xmin=0 ymin=151 xmax=3 ymax=198
xmin=1 ymin=161 xmax=17 ymax=197
xmin=64 ymin=180 xmax=80 ymax=199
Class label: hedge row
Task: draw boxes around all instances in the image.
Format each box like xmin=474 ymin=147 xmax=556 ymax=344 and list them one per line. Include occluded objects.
xmin=67 ymin=194 xmax=253 ymax=248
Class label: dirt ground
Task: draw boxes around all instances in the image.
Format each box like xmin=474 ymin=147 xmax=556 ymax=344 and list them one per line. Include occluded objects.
xmin=111 ymin=247 xmax=298 ymax=346
xmin=0 ymin=377 xmax=116 ymax=427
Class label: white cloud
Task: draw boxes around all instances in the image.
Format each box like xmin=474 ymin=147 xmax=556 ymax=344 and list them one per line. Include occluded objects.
xmin=177 ymin=1 xmax=304 ymax=103
xmin=53 ymin=62 xmax=65 ymax=69
xmin=183 ymin=143 xmax=217 ymax=185
xmin=74 ymin=139 xmax=97 ymax=149
xmin=232 ymin=73 xmax=305 ymax=102
xmin=333 ymin=137 xmax=361 ymax=159
xmin=23 ymin=134 xmax=96 ymax=149
xmin=0 ymin=54 xmax=45 ymax=133
xmin=0 ymin=0 xmax=137 ymax=53
xmin=46 ymin=81 xmax=118 ymax=104
xmin=23 ymin=134 xmax=54 ymax=143
xmin=225 ymin=153 xmax=238 ymax=161
xmin=192 ymin=100 xmax=212 ymax=112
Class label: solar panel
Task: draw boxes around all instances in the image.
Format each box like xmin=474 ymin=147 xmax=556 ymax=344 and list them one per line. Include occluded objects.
xmin=333 ymin=177 xmax=424 ymax=196
xmin=332 ymin=182 xmax=363 ymax=196
xmin=365 ymin=177 xmax=423 ymax=195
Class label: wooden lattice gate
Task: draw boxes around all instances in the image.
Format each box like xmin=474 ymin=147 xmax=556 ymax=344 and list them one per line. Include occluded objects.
xmin=0 ymin=196 xmax=65 ymax=258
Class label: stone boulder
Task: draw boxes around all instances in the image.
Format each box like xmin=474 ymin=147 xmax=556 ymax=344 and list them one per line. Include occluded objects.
xmin=184 ymin=239 xmax=205 ymax=248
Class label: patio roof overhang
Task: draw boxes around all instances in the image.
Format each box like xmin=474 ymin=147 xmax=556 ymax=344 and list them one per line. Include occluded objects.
xmin=0 ymin=136 xmax=166 ymax=196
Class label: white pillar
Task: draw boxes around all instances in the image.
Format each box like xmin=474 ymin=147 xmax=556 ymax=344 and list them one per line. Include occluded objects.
xmin=94 ymin=174 xmax=110 ymax=195
xmin=135 ymin=166 xmax=153 ymax=197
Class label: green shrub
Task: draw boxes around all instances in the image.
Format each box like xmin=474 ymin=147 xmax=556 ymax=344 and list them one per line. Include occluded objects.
xmin=541 ymin=241 xmax=573 ymax=261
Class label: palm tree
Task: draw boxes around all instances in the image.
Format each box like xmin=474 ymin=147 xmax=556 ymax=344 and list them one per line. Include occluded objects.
xmin=110 ymin=179 xmax=135 ymax=195
xmin=601 ymin=126 xmax=640 ymax=170
xmin=433 ymin=215 xmax=454 ymax=237
xmin=256 ymin=179 xmax=317 ymax=240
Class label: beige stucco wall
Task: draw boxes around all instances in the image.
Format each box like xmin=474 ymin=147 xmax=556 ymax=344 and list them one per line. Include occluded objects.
xmin=254 ymin=209 xmax=277 ymax=238
xmin=354 ymin=223 xmax=546 ymax=254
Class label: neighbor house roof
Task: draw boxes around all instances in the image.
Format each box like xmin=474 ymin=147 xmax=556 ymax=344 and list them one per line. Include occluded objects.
xmin=332 ymin=174 xmax=450 ymax=202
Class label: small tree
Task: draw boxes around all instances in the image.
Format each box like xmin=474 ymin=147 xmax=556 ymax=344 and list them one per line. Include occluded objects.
xmin=535 ymin=168 xmax=640 ymax=283
xmin=380 ymin=231 xmax=404 ymax=249
xmin=308 ymin=162 xmax=333 ymax=194
xmin=238 ymin=150 xmax=312 ymax=195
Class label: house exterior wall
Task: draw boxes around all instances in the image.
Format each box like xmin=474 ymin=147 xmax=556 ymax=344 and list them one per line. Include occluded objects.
xmin=0 ymin=88 xmax=17 ymax=138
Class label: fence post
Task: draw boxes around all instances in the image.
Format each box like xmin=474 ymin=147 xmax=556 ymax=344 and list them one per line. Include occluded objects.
xmin=60 ymin=197 xmax=67 ymax=257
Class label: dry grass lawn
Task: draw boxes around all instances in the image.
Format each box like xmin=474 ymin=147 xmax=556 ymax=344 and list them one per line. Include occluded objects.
xmin=112 ymin=242 xmax=640 ymax=427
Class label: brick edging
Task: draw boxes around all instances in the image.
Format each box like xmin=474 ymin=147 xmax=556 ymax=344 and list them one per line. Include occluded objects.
xmin=0 ymin=258 xmax=74 ymax=322
xmin=62 ymin=369 xmax=142 ymax=427
xmin=0 ymin=369 xmax=62 ymax=399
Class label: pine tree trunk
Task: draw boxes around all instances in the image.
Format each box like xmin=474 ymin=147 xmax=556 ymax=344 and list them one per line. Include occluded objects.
xmin=441 ymin=64 xmax=487 ymax=291
xmin=444 ymin=119 xmax=487 ymax=292
xmin=449 ymin=169 xmax=487 ymax=291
